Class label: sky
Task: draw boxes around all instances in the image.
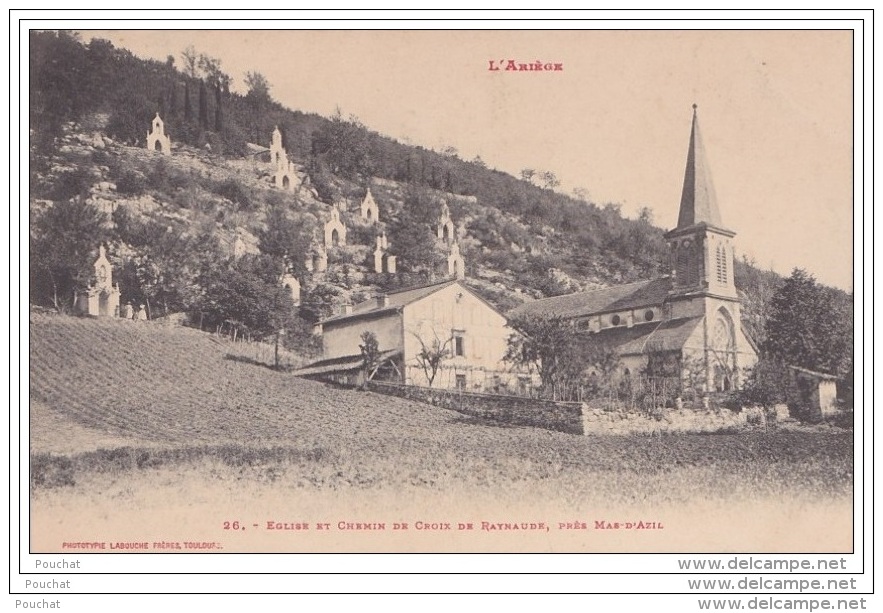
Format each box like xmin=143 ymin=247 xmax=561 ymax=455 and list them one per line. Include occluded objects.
xmin=76 ymin=28 xmax=857 ymax=290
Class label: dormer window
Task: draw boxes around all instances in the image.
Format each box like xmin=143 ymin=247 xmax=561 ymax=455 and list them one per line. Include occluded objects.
xmin=611 ymin=314 xmax=621 ymax=326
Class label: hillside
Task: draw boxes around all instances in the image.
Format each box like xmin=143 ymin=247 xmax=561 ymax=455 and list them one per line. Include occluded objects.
xmin=28 ymin=30 xmax=857 ymax=373
xmin=29 ymin=31 xmax=788 ymax=332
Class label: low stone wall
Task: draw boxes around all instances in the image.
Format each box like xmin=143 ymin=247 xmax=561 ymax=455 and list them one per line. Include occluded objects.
xmin=580 ymin=406 xmax=773 ymax=435
xmin=367 ymin=381 xmax=783 ymax=436
xmin=366 ymin=381 xmax=584 ymax=435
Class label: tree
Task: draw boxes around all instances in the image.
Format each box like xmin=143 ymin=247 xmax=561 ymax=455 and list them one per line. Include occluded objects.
xmin=735 ymin=255 xmax=782 ymax=347
xmin=738 ymin=356 xmax=798 ymax=409
xmin=520 ymin=168 xmax=536 ymax=184
xmin=540 ymin=170 xmax=560 ymax=191
xmin=257 ymin=206 xmax=312 ymax=273
xmin=198 ymin=53 xmax=231 ymax=90
xmin=412 ymin=329 xmax=453 ymax=387
xmin=310 ymin=107 xmax=372 ymax=178
xmin=244 ymin=71 xmax=272 ymax=103
xmin=181 ymin=45 xmax=199 ymax=78
xmin=763 ymin=268 xmax=853 ymax=377
xmin=359 ymin=331 xmax=381 ymax=383
xmin=30 ymin=198 xmax=109 ymax=310
xmin=183 ymin=81 xmax=192 ymax=121
xmin=198 ymin=81 xmax=209 ymax=129
xmin=195 ymin=255 xmax=296 ymax=346
xmin=572 ymin=187 xmax=592 ymax=203
xmin=506 ymin=312 xmax=623 ymax=401
xmin=504 ymin=313 xmax=578 ymax=393
xmin=387 ymin=188 xmax=445 ymax=275
xmin=214 ymin=84 xmax=223 ymax=132
xmin=30 ymin=31 xmax=91 ymax=149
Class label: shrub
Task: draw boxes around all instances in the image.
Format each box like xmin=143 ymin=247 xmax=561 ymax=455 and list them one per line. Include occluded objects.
xmin=45 ymin=167 xmax=94 ymax=201
xmin=213 ymin=178 xmax=251 ymax=209
xmin=115 ymin=170 xmax=147 ymax=195
xmin=30 ymin=454 xmax=76 ymax=488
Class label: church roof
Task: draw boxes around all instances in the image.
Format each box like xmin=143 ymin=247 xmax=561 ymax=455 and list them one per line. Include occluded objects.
xmin=593 ymin=316 xmax=704 ymax=356
xmin=509 ymin=277 xmax=673 ymax=320
xmin=674 ymin=105 xmax=725 ymax=231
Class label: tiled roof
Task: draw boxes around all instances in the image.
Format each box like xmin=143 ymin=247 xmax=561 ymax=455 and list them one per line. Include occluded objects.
xmin=576 ymin=316 xmax=703 ymax=356
xmin=509 ymin=277 xmax=673 ymax=320
xmin=617 ymin=317 xmax=703 ymax=355
xmin=320 ymin=279 xmax=460 ymax=325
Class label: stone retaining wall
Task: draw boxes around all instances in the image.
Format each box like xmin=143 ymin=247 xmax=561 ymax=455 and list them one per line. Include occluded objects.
xmin=366 ymin=381 xmax=583 ymax=435
xmin=366 ymin=381 xmax=781 ymax=436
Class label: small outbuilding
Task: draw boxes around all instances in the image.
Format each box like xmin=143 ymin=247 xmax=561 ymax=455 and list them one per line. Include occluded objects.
xmin=788 ymin=365 xmax=840 ymax=421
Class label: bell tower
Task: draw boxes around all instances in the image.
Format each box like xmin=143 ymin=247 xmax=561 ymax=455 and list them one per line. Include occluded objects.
xmin=665 ymin=104 xmax=737 ymax=301
xmin=664 ymin=105 xmax=756 ymax=392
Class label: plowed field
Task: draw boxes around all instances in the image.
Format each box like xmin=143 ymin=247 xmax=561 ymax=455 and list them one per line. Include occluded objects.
xmin=27 ymin=313 xmax=854 ymax=552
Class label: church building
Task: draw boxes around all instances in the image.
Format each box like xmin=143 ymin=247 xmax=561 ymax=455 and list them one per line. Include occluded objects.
xmin=509 ymin=106 xmax=758 ymax=393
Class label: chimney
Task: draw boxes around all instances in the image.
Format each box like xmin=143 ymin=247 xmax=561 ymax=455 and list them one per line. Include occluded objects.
xmin=342 ymin=304 xmax=353 ymax=315
xmin=376 ymin=294 xmax=389 ymax=309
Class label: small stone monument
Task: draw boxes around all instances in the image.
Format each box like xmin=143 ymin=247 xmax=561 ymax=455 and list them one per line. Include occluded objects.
xmin=280 ymin=273 xmax=301 ymax=306
xmin=373 ymin=234 xmax=395 ymax=274
xmin=447 ymin=242 xmax=465 ymax=280
xmin=146 ymin=113 xmax=171 ymax=155
xmin=374 ymin=238 xmax=385 ymax=274
xmin=323 ymin=208 xmax=347 ymax=248
xmin=437 ymin=201 xmax=455 ymax=244
xmin=313 ymin=249 xmax=328 ymax=273
xmin=270 ymin=126 xmax=299 ymax=191
xmin=74 ymin=244 xmax=121 ymax=317
xmin=360 ymin=188 xmax=380 ymax=222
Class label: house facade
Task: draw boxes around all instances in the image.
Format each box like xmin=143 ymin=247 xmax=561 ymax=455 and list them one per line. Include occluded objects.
xmin=509 ymin=106 xmax=758 ymax=393
xmin=298 ymin=279 xmax=525 ymax=391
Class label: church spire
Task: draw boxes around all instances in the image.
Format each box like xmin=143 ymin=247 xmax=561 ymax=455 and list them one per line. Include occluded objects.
xmin=676 ymin=104 xmax=723 ymax=230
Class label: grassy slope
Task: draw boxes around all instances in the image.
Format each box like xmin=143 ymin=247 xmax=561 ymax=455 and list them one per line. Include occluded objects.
xmin=27 ymin=314 xmax=854 ymax=551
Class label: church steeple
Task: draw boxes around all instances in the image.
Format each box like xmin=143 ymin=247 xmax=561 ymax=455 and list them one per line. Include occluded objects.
xmin=676 ymin=104 xmax=724 ymax=230
xmin=666 ymin=105 xmax=737 ymax=299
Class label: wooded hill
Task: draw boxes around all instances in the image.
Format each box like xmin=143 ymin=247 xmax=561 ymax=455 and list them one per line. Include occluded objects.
xmin=29 ymin=30 xmax=848 ymax=368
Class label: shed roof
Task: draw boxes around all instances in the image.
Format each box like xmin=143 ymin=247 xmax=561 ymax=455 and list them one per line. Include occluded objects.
xmin=294 ymin=349 xmax=401 ymax=377
xmin=788 ymin=365 xmax=839 ymax=381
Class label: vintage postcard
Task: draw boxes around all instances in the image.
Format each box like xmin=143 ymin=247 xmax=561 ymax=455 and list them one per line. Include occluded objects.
xmin=25 ymin=27 xmax=857 ymax=556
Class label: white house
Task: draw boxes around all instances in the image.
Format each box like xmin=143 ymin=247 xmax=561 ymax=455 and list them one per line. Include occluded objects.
xmin=297 ymin=279 xmax=525 ymax=391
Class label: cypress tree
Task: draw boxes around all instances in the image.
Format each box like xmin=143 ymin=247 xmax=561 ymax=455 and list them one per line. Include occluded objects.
xmin=198 ymin=81 xmax=208 ymax=129
xmin=183 ymin=81 xmax=191 ymax=121
xmin=214 ymin=84 xmax=222 ymax=132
